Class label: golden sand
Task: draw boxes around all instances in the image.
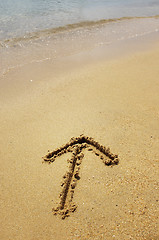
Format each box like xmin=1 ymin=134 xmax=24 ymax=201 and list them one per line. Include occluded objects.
xmin=0 ymin=42 xmax=159 ymax=239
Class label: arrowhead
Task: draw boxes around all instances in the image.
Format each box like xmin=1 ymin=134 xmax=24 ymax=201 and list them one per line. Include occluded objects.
xmin=43 ymin=135 xmax=119 ymax=165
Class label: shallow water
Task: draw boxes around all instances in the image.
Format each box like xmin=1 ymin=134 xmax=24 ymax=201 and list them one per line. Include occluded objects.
xmin=0 ymin=0 xmax=159 ymax=40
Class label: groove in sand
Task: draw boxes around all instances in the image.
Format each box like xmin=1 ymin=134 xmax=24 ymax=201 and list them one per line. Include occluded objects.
xmin=43 ymin=135 xmax=119 ymax=219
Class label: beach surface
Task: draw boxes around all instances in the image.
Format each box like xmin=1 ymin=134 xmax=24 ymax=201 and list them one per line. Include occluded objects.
xmin=0 ymin=35 xmax=159 ymax=239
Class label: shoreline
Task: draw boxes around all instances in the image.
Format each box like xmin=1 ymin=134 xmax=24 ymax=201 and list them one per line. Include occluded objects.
xmin=1 ymin=31 xmax=159 ymax=106
xmin=0 ymin=19 xmax=159 ymax=239
xmin=1 ymin=15 xmax=159 ymax=44
xmin=1 ymin=17 xmax=159 ymax=80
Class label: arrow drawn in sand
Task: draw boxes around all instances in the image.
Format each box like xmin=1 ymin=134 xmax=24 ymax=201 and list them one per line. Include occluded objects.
xmin=43 ymin=135 xmax=119 ymax=219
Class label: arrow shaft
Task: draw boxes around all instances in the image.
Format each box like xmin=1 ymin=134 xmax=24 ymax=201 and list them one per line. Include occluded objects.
xmin=59 ymin=153 xmax=77 ymax=210
xmin=59 ymin=146 xmax=81 ymax=210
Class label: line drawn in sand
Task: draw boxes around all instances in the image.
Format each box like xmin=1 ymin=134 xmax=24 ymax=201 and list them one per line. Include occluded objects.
xmin=43 ymin=135 xmax=119 ymax=219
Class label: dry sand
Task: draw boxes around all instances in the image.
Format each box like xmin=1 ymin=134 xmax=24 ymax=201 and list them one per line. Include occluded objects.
xmin=0 ymin=41 xmax=159 ymax=239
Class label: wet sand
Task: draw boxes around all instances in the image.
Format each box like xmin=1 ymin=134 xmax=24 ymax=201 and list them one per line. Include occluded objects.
xmin=0 ymin=40 xmax=159 ymax=239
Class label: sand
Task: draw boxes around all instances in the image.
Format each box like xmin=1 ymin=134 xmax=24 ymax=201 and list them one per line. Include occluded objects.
xmin=0 ymin=40 xmax=159 ymax=239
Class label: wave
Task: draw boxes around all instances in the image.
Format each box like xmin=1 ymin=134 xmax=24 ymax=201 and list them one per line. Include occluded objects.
xmin=0 ymin=15 xmax=159 ymax=48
